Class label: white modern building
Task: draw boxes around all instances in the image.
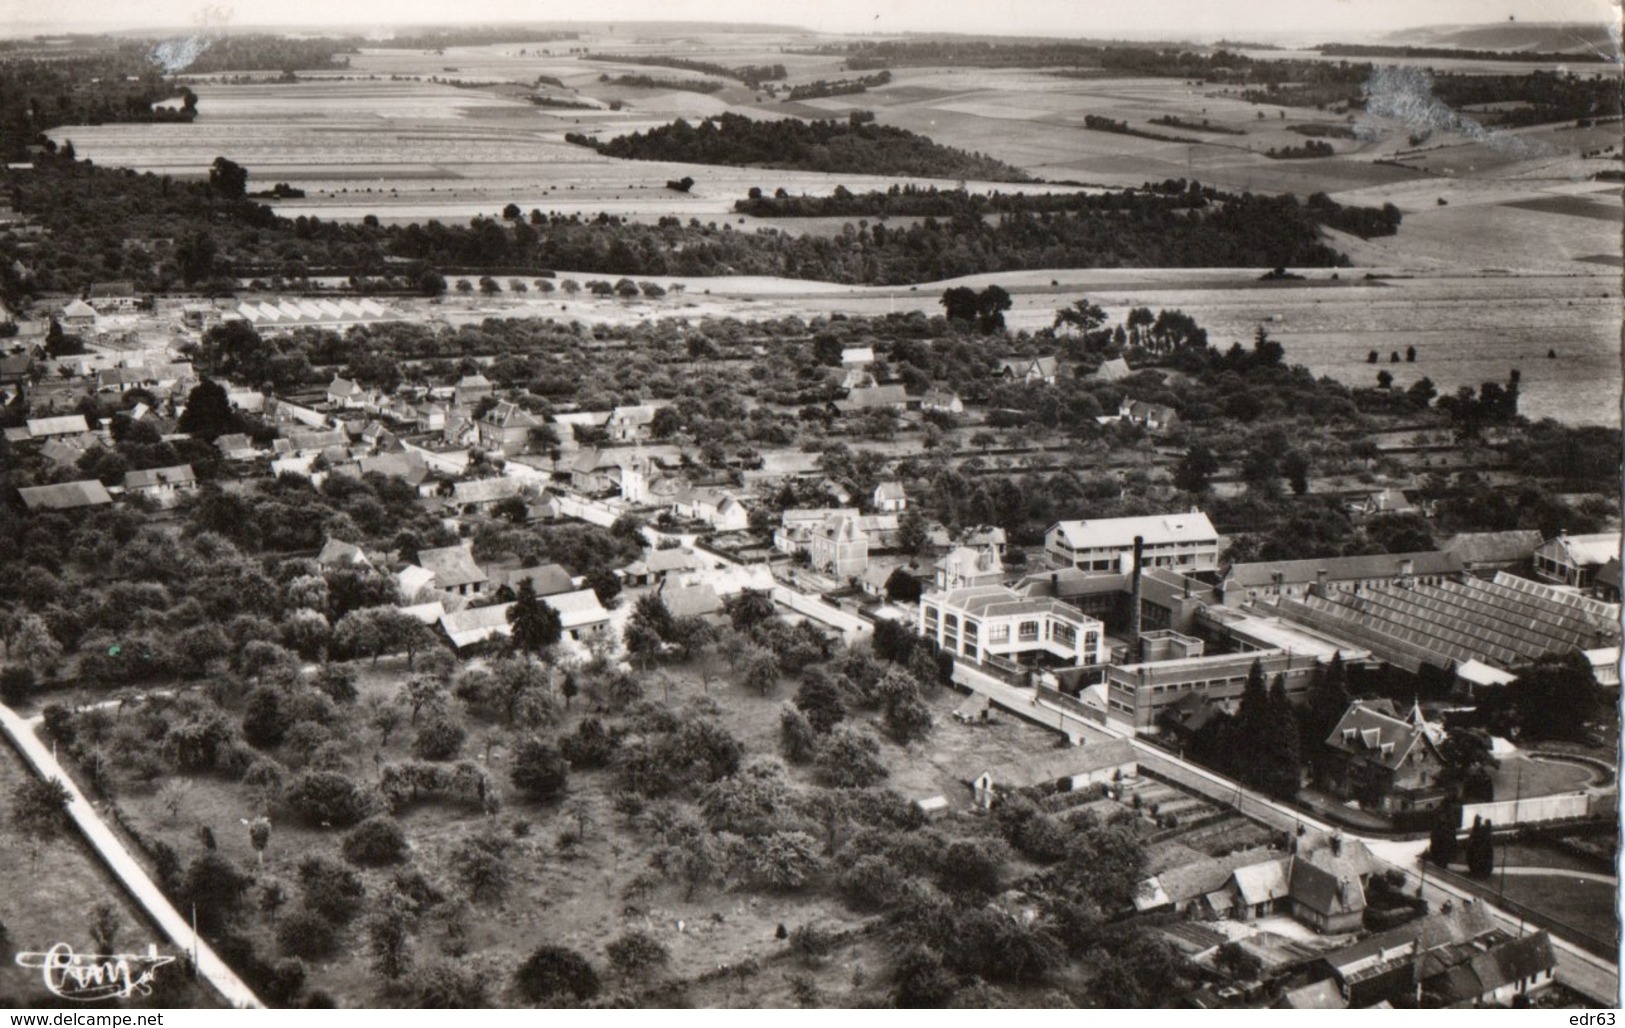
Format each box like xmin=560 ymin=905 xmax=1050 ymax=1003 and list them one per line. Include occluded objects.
xmin=919 ymin=586 xmax=1105 ymax=669
xmin=1045 ymin=511 xmax=1220 ymax=574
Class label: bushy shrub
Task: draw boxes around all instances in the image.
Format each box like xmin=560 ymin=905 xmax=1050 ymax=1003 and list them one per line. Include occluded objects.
xmin=284 ymin=770 xmax=374 ymax=827
xmin=297 ymin=854 xmax=366 ymax=923
xmin=515 ymin=945 xmax=601 ymax=1003
xmin=276 ymin=910 xmax=338 ymax=961
xmin=341 ymin=815 xmax=409 ymax=866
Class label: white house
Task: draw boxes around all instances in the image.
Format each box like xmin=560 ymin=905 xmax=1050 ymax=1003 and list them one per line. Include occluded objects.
xmin=1533 ymin=531 xmax=1620 ymax=590
xmin=919 ymin=585 xmax=1106 ymax=669
xmin=671 ymin=485 xmax=749 ymax=533
xmin=1045 ymin=511 xmax=1219 ymax=574
xmin=873 ymin=481 xmax=907 ymax=513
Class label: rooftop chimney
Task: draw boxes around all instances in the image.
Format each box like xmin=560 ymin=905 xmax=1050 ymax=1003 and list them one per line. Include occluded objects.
xmin=1129 ymin=535 xmax=1145 ymax=662
xmin=1399 ymin=557 xmax=1415 ymax=579
xmin=1315 ymin=568 xmax=1328 ymax=596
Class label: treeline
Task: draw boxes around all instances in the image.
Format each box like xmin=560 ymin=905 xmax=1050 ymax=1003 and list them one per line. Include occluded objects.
xmin=154 ymin=34 xmax=359 ymax=74
xmin=1286 ymin=123 xmax=1356 ymax=139
xmin=736 ymin=180 xmax=1402 ymax=241
xmin=1305 ymin=192 xmax=1402 ymax=238
xmin=0 ymin=157 xmax=1387 ymax=299
xmin=1149 ymin=114 xmax=1246 ymax=135
xmin=572 ymin=112 xmax=1036 ymax=182
xmin=0 ymin=48 xmax=197 ymax=158
xmin=1318 ymin=43 xmax=1615 ymax=63
xmin=581 ymin=53 xmax=785 ymax=88
xmin=781 ymin=70 xmax=892 ymax=101
xmin=1431 ymin=70 xmax=1622 ymax=127
xmin=1241 ymin=66 xmax=1623 ymax=126
xmin=601 ymin=74 xmax=724 ymax=94
xmin=800 ymin=39 xmax=1368 ymax=86
xmin=1264 ymin=140 xmax=1335 ymax=160
xmin=375 ymin=28 xmax=579 ymax=49
xmin=1081 ymin=114 xmax=1199 ymax=144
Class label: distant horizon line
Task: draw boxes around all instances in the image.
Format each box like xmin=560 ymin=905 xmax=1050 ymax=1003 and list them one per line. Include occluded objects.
xmin=0 ymin=17 xmax=1615 ymax=46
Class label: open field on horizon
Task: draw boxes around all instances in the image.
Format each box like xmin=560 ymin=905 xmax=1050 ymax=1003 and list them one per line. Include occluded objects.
xmin=39 ymin=30 xmax=1625 ymax=429
xmin=356 ymin=265 xmax=1618 ymax=426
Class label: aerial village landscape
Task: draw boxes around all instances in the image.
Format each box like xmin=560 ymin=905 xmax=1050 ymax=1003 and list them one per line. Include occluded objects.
xmin=0 ymin=3 xmax=1619 ymax=1012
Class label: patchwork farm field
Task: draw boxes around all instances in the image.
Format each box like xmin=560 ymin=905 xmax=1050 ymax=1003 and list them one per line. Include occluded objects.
xmin=49 ymin=31 xmax=1622 ymax=427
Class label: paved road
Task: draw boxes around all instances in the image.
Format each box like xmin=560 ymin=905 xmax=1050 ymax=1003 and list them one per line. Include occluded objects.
xmin=0 ymin=704 xmax=264 ymax=1009
xmin=1446 ymin=864 xmax=1619 ymax=885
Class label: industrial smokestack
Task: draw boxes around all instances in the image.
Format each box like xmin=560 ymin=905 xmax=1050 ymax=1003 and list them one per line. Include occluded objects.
xmin=1129 ymin=535 xmax=1144 ymax=662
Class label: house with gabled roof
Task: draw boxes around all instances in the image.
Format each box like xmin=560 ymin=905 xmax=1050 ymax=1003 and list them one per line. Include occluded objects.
xmin=996 ymin=355 xmax=1058 ymax=385
xmin=832 ymin=384 xmax=912 ymax=414
xmin=61 ymin=298 xmax=98 ymax=331
xmin=415 ymin=402 xmax=449 ymax=434
xmin=122 ymin=464 xmax=196 ymax=507
xmin=544 ymin=589 xmax=612 ymax=641
xmin=919 ymin=387 xmax=964 ymax=414
xmin=1423 ymin=930 xmax=1556 ymax=1008
xmin=671 ymin=483 xmax=749 ymax=533
xmin=489 ymin=562 xmax=575 ymax=598
xmin=415 ymin=543 xmax=489 ymax=597
xmin=439 ymin=603 xmax=514 ymax=650
xmin=808 ymin=511 xmax=873 ymax=579
xmin=1359 ymin=487 xmax=1419 ymax=518
xmin=1533 ymin=530 xmax=1620 ymax=590
xmin=1318 ymin=700 xmax=1447 ymax=814
xmin=1286 ymin=857 xmax=1366 ymax=933
xmin=605 ymin=404 xmax=658 ymax=443
xmin=566 ymin=448 xmax=622 ymax=496
xmin=621 ymin=546 xmax=708 ymax=588
xmin=1318 ymin=902 xmax=1500 ymax=1007
xmin=23 ymin=414 xmax=92 ymax=439
xmin=317 ymin=537 xmax=374 ymax=571
xmin=1092 ymin=357 xmax=1132 ymax=383
xmin=452 ymin=373 xmax=492 ymax=406
xmin=935 ymin=544 xmax=1004 ymax=590
xmin=476 ymin=401 xmax=543 ymax=456
xmin=447 ymin=475 xmax=527 ymax=512
xmin=659 ymin=582 xmax=725 ymax=620
xmin=215 ymin=433 xmax=259 ymax=461
xmin=872 ymin=480 xmax=907 ymax=513
xmin=327 ymin=376 xmax=367 ymax=409
xmin=1117 ymin=398 xmax=1179 ymax=433
xmin=17 ymin=479 xmax=113 ymax=511
xmin=397 ymin=564 xmax=438 ymax=604
xmin=1441 ymin=530 xmax=1544 ymax=576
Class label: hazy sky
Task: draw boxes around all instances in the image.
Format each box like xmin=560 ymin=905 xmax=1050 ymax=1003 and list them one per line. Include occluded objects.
xmin=6 ymin=0 xmax=1619 ymax=40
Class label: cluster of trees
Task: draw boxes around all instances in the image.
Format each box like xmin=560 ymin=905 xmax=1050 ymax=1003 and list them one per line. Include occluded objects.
xmin=1426 ymin=70 xmax=1622 ymax=128
xmin=781 ymin=71 xmax=892 ymax=102
xmin=152 ymin=34 xmax=358 ymax=74
xmin=0 ymin=46 xmax=197 ymax=165
xmin=1181 ymin=660 xmax=1304 ymax=797
xmin=575 ymin=113 xmax=1033 ymax=182
xmin=1264 ymin=140 xmax=1336 ymax=160
xmin=939 ymin=285 xmax=1012 ymax=333
xmin=601 ymin=74 xmax=724 ymax=94
xmin=581 ymin=54 xmax=786 ymax=88
xmin=1320 ymin=43 xmax=1615 ymax=64
xmin=1081 ymin=115 xmax=1199 ymax=144
xmin=4 ymin=147 xmax=1395 ymax=302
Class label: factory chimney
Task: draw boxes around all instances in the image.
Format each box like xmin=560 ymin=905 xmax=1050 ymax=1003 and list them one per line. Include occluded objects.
xmin=1128 ymin=535 xmax=1145 ymax=662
